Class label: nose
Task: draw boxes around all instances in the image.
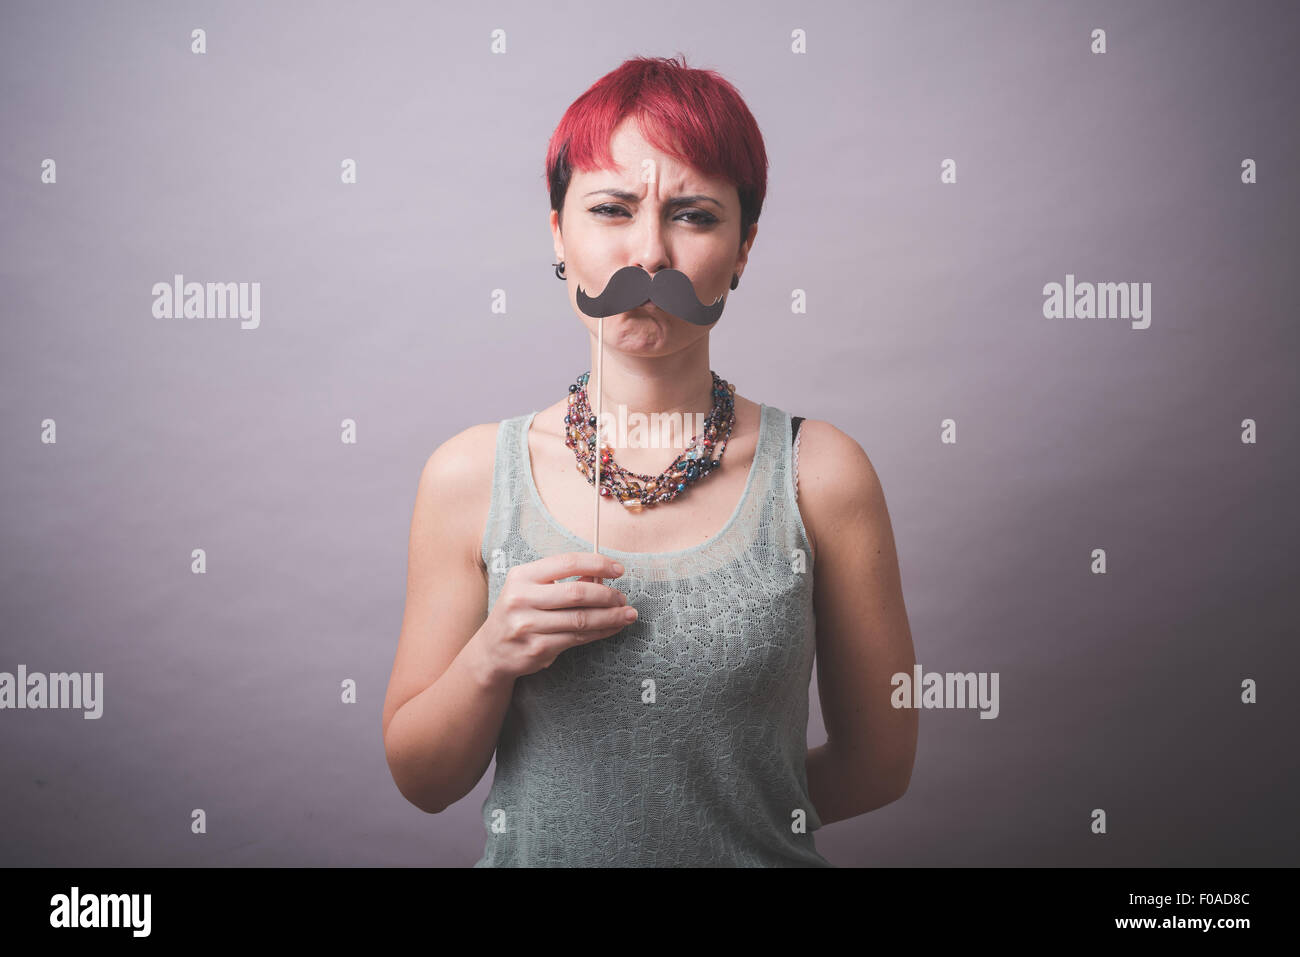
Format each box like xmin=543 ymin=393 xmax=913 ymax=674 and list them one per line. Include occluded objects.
xmin=631 ymin=214 xmax=671 ymax=276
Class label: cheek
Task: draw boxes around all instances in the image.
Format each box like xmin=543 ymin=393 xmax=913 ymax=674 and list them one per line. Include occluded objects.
xmin=572 ymin=261 xmax=615 ymax=293
xmin=688 ymin=258 xmax=732 ymax=289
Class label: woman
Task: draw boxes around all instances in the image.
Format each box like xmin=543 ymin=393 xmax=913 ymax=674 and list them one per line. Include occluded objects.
xmin=382 ymin=55 xmax=917 ymax=866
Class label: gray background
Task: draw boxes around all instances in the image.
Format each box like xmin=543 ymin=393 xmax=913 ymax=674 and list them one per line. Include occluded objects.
xmin=1 ymin=0 xmax=1296 ymax=866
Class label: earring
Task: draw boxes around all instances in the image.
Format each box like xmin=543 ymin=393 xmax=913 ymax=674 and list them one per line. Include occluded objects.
xmin=730 ymin=273 xmax=739 ymax=290
xmin=553 ymin=261 xmax=566 ymax=280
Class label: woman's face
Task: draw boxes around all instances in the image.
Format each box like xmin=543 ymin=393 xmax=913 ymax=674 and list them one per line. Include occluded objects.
xmin=552 ymin=116 xmax=756 ymax=355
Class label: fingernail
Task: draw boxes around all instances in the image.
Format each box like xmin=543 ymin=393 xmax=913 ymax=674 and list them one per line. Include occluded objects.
xmin=612 ymin=562 xmax=625 ymax=575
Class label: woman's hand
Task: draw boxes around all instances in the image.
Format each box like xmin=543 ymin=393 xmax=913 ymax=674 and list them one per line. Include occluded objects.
xmin=468 ymin=552 xmax=635 ymax=684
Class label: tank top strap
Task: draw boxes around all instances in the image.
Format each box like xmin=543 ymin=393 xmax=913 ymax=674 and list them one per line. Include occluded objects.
xmin=480 ymin=412 xmax=530 ymax=571
xmin=763 ymin=404 xmax=815 ymax=572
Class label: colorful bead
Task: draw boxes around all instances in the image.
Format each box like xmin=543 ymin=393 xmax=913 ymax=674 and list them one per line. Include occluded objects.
xmin=562 ymin=369 xmax=736 ymax=508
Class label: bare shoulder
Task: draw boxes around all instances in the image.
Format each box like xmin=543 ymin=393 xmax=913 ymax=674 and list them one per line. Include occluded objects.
xmin=793 ymin=418 xmax=887 ymax=559
xmin=421 ymin=421 xmax=500 ymax=481
xmin=413 ymin=421 xmax=503 ymax=570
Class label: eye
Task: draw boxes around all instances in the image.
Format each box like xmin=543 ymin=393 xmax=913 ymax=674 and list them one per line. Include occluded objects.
xmin=589 ymin=204 xmax=717 ymax=225
xmin=676 ymin=210 xmax=717 ymax=225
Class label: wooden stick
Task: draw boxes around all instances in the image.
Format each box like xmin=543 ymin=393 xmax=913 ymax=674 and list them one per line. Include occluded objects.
xmin=593 ymin=315 xmax=603 ymax=558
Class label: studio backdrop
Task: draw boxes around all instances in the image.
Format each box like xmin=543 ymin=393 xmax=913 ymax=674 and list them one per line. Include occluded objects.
xmin=1 ymin=0 xmax=1296 ymax=866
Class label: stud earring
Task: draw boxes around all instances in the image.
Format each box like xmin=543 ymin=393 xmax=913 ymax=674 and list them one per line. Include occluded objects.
xmin=553 ymin=261 xmax=566 ymax=280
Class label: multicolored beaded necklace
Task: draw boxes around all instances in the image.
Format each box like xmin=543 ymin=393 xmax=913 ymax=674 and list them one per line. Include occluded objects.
xmin=563 ymin=370 xmax=737 ymax=512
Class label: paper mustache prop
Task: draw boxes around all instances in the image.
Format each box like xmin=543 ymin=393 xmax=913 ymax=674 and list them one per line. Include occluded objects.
xmin=572 ymin=265 xmax=730 ymax=568
xmin=576 ymin=265 xmax=727 ymax=325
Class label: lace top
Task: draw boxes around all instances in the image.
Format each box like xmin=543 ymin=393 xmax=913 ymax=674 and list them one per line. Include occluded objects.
xmin=474 ymin=403 xmax=830 ymax=866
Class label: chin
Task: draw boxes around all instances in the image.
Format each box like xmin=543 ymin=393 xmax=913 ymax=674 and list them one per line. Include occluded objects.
xmin=613 ymin=323 xmax=670 ymax=350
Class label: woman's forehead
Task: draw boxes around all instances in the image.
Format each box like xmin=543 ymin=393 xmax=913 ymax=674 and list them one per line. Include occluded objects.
xmin=577 ymin=121 xmax=724 ymax=191
xmin=570 ymin=163 xmax=730 ymax=204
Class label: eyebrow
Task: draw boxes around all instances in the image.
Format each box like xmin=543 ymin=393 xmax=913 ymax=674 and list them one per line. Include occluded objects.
xmin=583 ymin=188 xmax=723 ymax=209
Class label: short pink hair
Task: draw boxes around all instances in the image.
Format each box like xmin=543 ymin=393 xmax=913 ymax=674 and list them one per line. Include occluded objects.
xmin=545 ymin=54 xmax=769 ymax=248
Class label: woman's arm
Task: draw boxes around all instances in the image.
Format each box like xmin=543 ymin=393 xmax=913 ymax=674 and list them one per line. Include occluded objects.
xmin=381 ymin=424 xmax=514 ymax=814
xmin=796 ymin=420 xmax=918 ymax=826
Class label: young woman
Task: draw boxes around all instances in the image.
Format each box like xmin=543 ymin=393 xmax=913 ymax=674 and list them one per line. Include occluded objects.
xmin=382 ymin=55 xmax=917 ymax=867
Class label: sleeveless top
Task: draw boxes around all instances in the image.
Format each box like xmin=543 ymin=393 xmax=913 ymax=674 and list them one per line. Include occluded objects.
xmin=474 ymin=403 xmax=830 ymax=867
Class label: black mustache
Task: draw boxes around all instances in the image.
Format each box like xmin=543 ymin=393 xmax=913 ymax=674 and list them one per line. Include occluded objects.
xmin=575 ymin=266 xmax=727 ymax=326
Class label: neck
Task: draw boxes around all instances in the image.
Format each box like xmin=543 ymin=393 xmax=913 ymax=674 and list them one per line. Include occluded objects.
xmin=585 ymin=340 xmax=714 ymax=429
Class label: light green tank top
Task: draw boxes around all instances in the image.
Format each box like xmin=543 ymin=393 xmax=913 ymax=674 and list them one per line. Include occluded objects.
xmin=475 ymin=402 xmax=830 ymax=866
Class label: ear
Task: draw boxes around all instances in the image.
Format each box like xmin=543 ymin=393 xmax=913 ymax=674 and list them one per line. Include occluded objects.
xmin=734 ymin=222 xmax=757 ymax=281
xmin=550 ymin=209 xmax=564 ymax=263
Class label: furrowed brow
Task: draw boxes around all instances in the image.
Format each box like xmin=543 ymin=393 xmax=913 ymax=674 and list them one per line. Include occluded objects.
xmin=583 ymin=189 xmax=721 ymax=209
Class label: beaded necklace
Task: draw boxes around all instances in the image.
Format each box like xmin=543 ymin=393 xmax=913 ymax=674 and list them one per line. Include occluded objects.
xmin=563 ymin=370 xmax=737 ymax=512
